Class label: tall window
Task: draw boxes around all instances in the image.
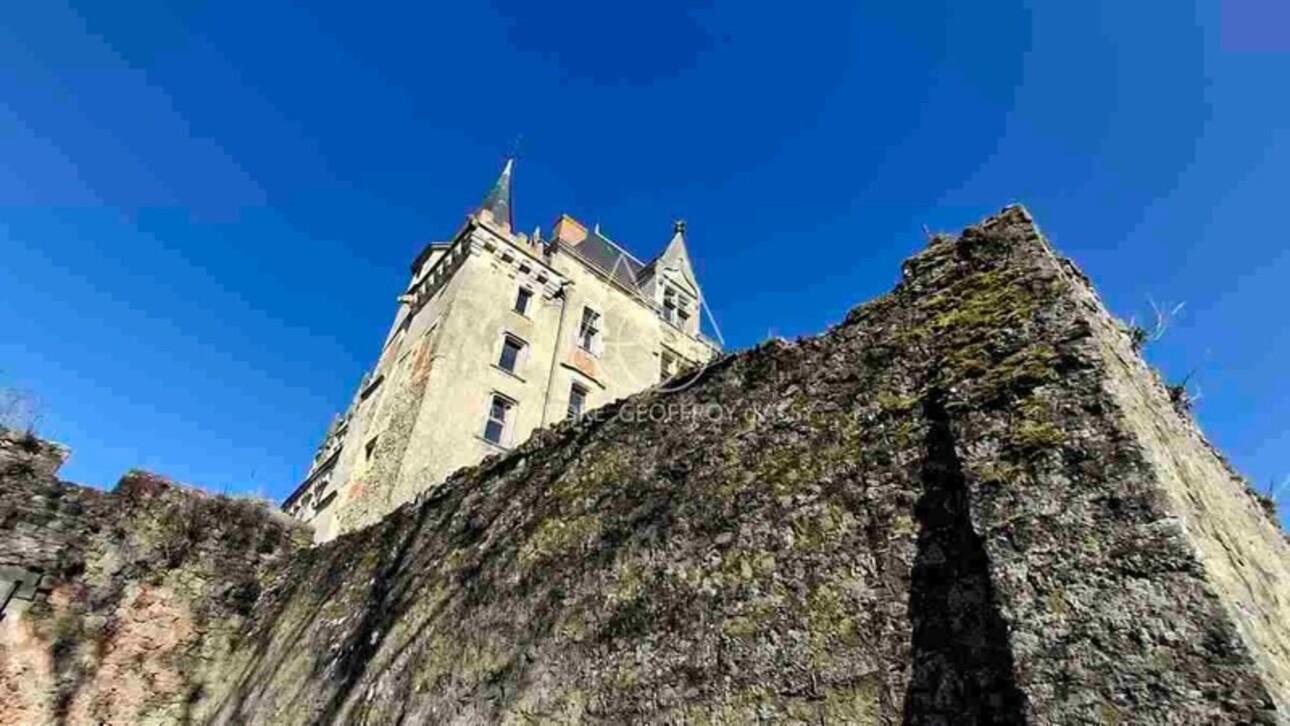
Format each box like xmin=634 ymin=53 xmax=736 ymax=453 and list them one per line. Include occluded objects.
xmin=568 ymin=383 xmax=588 ymax=419
xmin=498 ymin=335 xmax=525 ymax=374
xmin=577 ymin=307 xmax=602 ymax=354
xmin=514 ymin=286 xmax=533 ymax=315
xmin=483 ymin=395 xmax=513 ymax=445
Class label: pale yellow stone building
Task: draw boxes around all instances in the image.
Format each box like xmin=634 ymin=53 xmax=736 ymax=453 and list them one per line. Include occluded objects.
xmin=283 ymin=161 xmax=721 ymax=541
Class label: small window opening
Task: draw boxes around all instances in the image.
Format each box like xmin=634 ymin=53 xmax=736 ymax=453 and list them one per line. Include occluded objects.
xmin=577 ymin=307 xmax=602 ymax=354
xmin=568 ymin=383 xmax=588 ymax=418
xmin=484 ymin=395 xmax=513 ymax=445
xmin=514 ymin=287 xmax=533 ymax=315
xmin=498 ymin=335 xmax=525 ymax=373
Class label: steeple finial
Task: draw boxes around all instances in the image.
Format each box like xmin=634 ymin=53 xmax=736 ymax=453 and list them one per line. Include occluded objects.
xmin=660 ymin=218 xmax=692 ymax=269
xmin=478 ymin=158 xmax=514 ymax=230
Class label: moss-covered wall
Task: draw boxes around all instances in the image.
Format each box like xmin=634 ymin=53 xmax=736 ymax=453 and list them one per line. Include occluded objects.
xmin=202 ymin=207 xmax=1287 ymax=724
xmin=0 ymin=430 xmax=307 ymax=725
xmin=3 ymin=206 xmax=1287 ymax=724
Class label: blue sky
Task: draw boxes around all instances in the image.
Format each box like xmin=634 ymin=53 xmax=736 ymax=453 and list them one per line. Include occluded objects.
xmin=1 ymin=2 xmax=1286 ymax=523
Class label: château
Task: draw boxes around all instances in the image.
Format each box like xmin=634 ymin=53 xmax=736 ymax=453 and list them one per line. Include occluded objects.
xmin=283 ymin=160 xmax=720 ymax=540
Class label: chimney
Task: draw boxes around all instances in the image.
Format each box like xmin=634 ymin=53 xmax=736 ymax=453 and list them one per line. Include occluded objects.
xmin=552 ymin=214 xmax=588 ymax=246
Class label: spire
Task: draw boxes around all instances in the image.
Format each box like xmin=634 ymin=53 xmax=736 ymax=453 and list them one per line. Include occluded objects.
xmin=664 ymin=219 xmax=689 ymax=257
xmin=478 ymin=158 xmax=514 ymax=230
xmin=651 ymin=219 xmax=704 ymax=336
xmin=657 ymin=219 xmax=696 ymax=283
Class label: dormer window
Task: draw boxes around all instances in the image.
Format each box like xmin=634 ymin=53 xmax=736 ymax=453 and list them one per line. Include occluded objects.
xmin=662 ymin=285 xmax=692 ymax=327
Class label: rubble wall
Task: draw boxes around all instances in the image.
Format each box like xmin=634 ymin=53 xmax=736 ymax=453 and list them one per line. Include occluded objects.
xmin=3 ymin=207 xmax=1286 ymax=725
xmin=203 ymin=208 xmax=1289 ymax=724
xmin=0 ymin=430 xmax=306 ymax=725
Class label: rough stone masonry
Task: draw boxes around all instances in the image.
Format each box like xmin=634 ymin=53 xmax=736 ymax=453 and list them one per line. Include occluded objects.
xmin=1 ymin=206 xmax=1287 ymax=724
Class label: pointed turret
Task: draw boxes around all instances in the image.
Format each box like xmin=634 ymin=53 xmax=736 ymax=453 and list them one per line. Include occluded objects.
xmin=478 ymin=158 xmax=514 ymax=231
xmin=635 ymin=219 xmax=705 ymax=336
xmin=658 ymin=220 xmax=697 ymax=285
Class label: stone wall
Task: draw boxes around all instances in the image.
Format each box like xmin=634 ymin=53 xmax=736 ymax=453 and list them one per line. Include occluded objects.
xmin=2 ymin=207 xmax=1287 ymax=724
xmin=1 ymin=429 xmax=100 ymax=580
xmin=198 ymin=207 xmax=1286 ymax=724
xmin=0 ymin=429 xmax=307 ymax=725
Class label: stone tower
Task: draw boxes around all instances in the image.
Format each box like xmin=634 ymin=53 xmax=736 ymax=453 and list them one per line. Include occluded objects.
xmin=284 ymin=161 xmax=721 ymax=541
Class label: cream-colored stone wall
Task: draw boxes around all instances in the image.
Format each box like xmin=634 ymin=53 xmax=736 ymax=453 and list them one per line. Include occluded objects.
xmin=385 ymin=231 xmax=566 ymax=519
xmin=1062 ymin=261 xmax=1290 ymax=714
xmin=321 ymin=240 xmax=479 ymax=537
xmin=547 ymin=245 xmax=714 ymax=407
xmin=294 ymin=216 xmax=719 ymax=541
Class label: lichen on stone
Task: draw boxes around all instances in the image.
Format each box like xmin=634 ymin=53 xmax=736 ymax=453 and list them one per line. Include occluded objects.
xmin=4 ymin=206 xmax=1289 ymax=724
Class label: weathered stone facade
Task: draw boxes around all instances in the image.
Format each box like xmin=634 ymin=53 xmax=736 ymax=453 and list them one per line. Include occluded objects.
xmin=286 ymin=161 xmax=721 ymax=541
xmin=0 ymin=428 xmax=306 ymax=725
xmin=2 ymin=207 xmax=1287 ymax=724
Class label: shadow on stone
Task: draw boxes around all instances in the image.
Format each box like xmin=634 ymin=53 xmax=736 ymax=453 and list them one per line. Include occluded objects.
xmin=903 ymin=390 xmax=1027 ymax=724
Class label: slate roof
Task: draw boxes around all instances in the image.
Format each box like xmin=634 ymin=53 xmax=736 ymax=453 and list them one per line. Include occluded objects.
xmin=557 ymin=232 xmax=649 ymax=293
xmin=480 ymin=159 xmax=513 ymax=230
